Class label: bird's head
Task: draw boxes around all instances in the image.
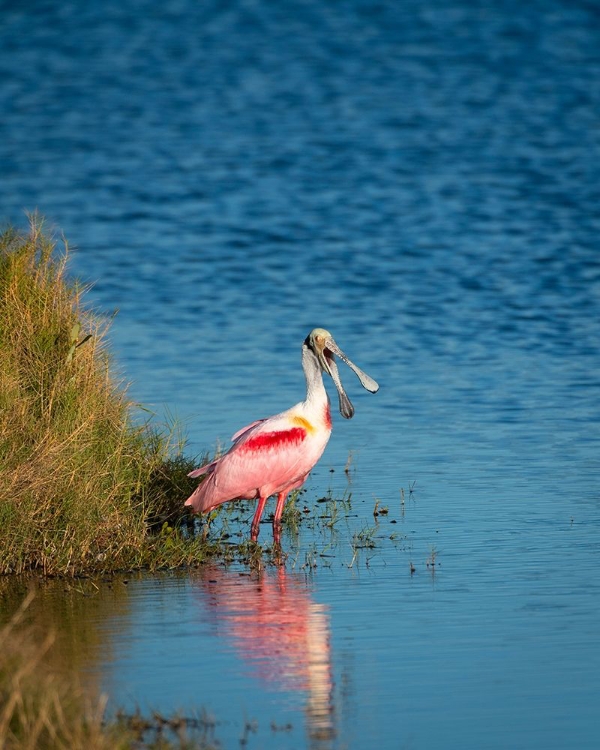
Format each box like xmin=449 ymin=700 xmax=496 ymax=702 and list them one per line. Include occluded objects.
xmin=304 ymin=328 xmax=379 ymax=419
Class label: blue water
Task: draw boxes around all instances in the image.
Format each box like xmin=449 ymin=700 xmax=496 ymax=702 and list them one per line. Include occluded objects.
xmin=2 ymin=0 xmax=600 ymax=747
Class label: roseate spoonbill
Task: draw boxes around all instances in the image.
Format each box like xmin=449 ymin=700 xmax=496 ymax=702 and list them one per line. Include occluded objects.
xmin=184 ymin=328 xmax=379 ymax=541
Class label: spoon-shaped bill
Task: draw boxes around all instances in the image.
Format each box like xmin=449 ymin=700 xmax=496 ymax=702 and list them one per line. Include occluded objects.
xmin=326 ymin=339 xmax=379 ymax=393
xmin=323 ymin=335 xmax=379 ymax=419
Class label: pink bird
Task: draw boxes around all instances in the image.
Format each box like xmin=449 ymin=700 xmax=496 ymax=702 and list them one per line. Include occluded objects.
xmin=184 ymin=328 xmax=379 ymax=542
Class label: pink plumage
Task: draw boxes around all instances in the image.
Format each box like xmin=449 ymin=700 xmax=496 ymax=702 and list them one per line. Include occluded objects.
xmin=184 ymin=328 xmax=379 ymax=542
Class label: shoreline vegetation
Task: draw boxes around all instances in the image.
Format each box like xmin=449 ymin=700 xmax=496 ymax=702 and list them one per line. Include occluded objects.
xmin=0 ymin=218 xmax=216 ymax=577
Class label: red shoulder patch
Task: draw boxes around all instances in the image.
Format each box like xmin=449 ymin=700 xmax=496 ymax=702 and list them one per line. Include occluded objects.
xmin=242 ymin=427 xmax=307 ymax=453
xmin=323 ymin=403 xmax=332 ymax=429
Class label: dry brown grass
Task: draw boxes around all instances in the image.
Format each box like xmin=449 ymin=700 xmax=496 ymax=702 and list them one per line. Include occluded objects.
xmin=0 ymin=218 xmax=202 ymax=575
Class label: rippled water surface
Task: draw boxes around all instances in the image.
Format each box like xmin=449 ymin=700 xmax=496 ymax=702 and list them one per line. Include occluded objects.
xmin=2 ymin=0 xmax=600 ymax=747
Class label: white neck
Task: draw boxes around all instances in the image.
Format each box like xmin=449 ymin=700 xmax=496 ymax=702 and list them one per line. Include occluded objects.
xmin=302 ymin=344 xmax=328 ymax=408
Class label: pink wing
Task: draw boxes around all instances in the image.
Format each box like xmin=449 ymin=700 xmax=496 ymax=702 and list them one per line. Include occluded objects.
xmin=185 ymin=417 xmax=325 ymax=513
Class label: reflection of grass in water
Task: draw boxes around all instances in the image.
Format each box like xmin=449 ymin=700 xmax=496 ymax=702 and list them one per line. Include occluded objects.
xmin=0 ymin=592 xmax=112 ymax=749
xmin=0 ymin=593 xmax=225 ymax=749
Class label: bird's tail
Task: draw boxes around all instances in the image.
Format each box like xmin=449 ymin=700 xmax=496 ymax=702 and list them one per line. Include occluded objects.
xmin=184 ymin=460 xmax=221 ymax=513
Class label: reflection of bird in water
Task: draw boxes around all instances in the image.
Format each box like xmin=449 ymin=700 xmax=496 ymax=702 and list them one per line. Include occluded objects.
xmin=185 ymin=328 xmax=378 ymax=542
xmin=193 ymin=566 xmax=335 ymax=745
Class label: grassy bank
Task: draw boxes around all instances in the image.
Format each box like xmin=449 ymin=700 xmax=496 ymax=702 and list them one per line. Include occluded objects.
xmin=0 ymin=219 xmax=209 ymax=575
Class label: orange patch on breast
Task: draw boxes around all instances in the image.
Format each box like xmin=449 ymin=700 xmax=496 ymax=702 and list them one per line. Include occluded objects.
xmin=292 ymin=415 xmax=316 ymax=433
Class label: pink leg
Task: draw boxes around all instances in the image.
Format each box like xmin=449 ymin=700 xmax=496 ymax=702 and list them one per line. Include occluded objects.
xmin=251 ymin=495 xmax=268 ymax=541
xmin=274 ymin=491 xmax=288 ymax=525
xmin=273 ymin=524 xmax=281 ymax=546
xmin=272 ymin=491 xmax=288 ymax=546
